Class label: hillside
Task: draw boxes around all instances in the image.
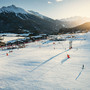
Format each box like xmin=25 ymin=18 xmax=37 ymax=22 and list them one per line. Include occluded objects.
xmin=0 ymin=5 xmax=61 ymax=35
xmin=75 ymin=22 xmax=90 ymax=30
xmin=59 ymin=22 xmax=90 ymax=34
xmin=1 ymin=5 xmax=90 ymax=35
xmin=59 ymin=16 xmax=90 ymax=28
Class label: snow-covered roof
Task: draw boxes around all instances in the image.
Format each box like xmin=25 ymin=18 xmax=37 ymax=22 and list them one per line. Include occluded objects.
xmin=31 ymin=35 xmax=42 ymax=38
xmin=19 ymin=34 xmax=29 ymax=37
xmin=39 ymin=34 xmax=47 ymax=36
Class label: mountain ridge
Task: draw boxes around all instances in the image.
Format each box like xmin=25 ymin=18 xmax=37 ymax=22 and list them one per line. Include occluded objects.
xmin=59 ymin=16 xmax=90 ymax=28
xmin=59 ymin=22 xmax=90 ymax=34
xmin=0 ymin=5 xmax=61 ymax=34
xmin=0 ymin=5 xmax=90 ymax=34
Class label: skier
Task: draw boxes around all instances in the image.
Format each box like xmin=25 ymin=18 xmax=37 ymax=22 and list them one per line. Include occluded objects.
xmin=82 ymin=64 xmax=84 ymax=69
xmin=67 ymin=54 xmax=70 ymax=59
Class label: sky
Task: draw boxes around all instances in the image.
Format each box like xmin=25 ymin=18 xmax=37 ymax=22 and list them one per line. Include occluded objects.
xmin=0 ymin=0 xmax=90 ymax=19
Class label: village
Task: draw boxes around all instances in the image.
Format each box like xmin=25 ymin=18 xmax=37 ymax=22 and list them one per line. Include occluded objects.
xmin=0 ymin=33 xmax=48 ymax=50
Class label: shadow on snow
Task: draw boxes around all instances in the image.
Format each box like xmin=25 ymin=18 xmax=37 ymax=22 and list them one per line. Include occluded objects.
xmin=61 ymin=58 xmax=69 ymax=64
xmin=75 ymin=69 xmax=83 ymax=80
xmin=30 ymin=49 xmax=70 ymax=72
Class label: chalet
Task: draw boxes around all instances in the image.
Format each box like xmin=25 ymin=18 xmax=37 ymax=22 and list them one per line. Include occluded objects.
xmin=31 ymin=35 xmax=42 ymax=42
xmin=39 ymin=34 xmax=48 ymax=39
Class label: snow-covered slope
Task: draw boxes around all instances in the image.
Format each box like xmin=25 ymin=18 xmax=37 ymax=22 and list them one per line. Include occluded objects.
xmin=0 ymin=5 xmax=51 ymax=19
xmin=0 ymin=5 xmax=47 ymax=19
xmin=28 ymin=10 xmax=47 ymax=19
xmin=0 ymin=5 xmax=29 ymax=14
xmin=0 ymin=32 xmax=90 ymax=89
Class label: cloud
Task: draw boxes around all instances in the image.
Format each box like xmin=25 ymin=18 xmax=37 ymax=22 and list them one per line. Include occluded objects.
xmin=56 ymin=0 xmax=63 ymax=2
xmin=48 ymin=1 xmax=52 ymax=4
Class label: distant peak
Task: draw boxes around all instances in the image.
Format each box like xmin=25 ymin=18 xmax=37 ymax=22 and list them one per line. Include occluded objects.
xmin=2 ymin=5 xmax=16 ymax=9
xmin=0 ymin=5 xmax=28 ymax=14
xmin=0 ymin=5 xmax=49 ymax=19
xmin=11 ymin=5 xmax=16 ymax=7
xmin=8 ymin=5 xmax=17 ymax=8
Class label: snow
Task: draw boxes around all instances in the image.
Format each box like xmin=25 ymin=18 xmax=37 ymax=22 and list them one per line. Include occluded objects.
xmin=0 ymin=5 xmax=50 ymax=21
xmin=0 ymin=5 xmax=47 ymax=20
xmin=0 ymin=5 xmax=29 ymax=14
xmin=0 ymin=33 xmax=17 ymax=37
xmin=0 ymin=32 xmax=90 ymax=89
xmin=2 ymin=37 xmax=25 ymax=43
xmin=0 ymin=33 xmax=30 ymax=38
xmin=60 ymin=16 xmax=90 ymax=22
xmin=17 ymin=15 xmax=24 ymax=20
xmin=28 ymin=10 xmax=46 ymax=19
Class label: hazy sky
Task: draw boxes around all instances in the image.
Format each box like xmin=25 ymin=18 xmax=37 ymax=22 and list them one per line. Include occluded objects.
xmin=0 ymin=0 xmax=90 ymax=19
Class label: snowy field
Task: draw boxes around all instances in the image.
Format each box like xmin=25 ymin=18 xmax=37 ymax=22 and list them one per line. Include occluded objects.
xmin=0 ymin=32 xmax=90 ymax=90
xmin=1 ymin=37 xmax=25 ymax=43
xmin=0 ymin=33 xmax=27 ymax=43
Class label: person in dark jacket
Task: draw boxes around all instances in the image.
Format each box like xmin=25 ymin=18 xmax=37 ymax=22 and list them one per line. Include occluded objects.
xmin=82 ymin=64 xmax=84 ymax=69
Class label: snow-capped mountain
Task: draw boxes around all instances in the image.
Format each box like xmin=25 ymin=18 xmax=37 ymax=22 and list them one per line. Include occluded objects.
xmin=0 ymin=5 xmax=49 ymax=19
xmin=61 ymin=16 xmax=90 ymax=22
xmin=0 ymin=5 xmax=61 ymax=34
xmin=60 ymin=16 xmax=84 ymax=21
xmin=0 ymin=5 xmax=29 ymax=14
xmin=59 ymin=16 xmax=90 ymax=28
xmin=1 ymin=5 xmax=89 ymax=34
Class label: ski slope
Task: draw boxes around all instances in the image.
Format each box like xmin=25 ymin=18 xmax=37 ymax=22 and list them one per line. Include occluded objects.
xmin=0 ymin=32 xmax=90 ymax=90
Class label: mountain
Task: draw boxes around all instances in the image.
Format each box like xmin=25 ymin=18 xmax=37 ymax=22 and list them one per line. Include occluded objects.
xmin=59 ymin=16 xmax=90 ymax=28
xmin=28 ymin=10 xmax=47 ymax=19
xmin=0 ymin=5 xmax=28 ymax=14
xmin=0 ymin=5 xmax=61 ymax=34
xmin=59 ymin=22 xmax=90 ymax=34
xmin=1 ymin=5 xmax=89 ymax=35
xmin=73 ymin=22 xmax=90 ymax=31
